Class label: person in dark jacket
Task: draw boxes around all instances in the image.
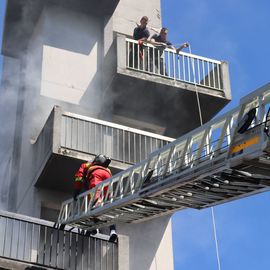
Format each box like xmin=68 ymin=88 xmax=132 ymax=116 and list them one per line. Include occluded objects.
xmin=150 ymin=27 xmax=174 ymax=75
xmin=150 ymin=27 xmax=189 ymax=75
xmin=73 ymin=154 xmax=117 ymax=243
xmin=133 ymin=16 xmax=150 ymax=41
xmin=129 ymin=16 xmax=150 ymax=69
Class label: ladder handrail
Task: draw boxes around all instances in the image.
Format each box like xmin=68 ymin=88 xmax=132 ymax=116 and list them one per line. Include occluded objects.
xmin=58 ymin=84 xmax=270 ymax=225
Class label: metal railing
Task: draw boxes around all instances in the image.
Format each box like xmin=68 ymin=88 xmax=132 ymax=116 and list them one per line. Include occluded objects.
xmin=60 ymin=111 xmax=174 ymax=164
xmin=0 ymin=210 xmax=117 ymax=270
xmin=31 ymin=107 xmax=173 ymax=186
xmin=58 ymin=84 xmax=270 ymax=227
xmin=126 ymin=38 xmax=223 ymax=91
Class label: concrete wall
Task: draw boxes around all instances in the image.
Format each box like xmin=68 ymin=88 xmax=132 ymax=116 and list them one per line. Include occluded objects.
xmin=0 ymin=56 xmax=20 ymax=210
xmin=101 ymin=0 xmax=162 ymax=120
xmin=15 ymin=4 xmax=105 ymax=215
xmin=1 ymin=1 xmax=175 ymax=269
xmin=118 ymin=216 xmax=174 ymax=270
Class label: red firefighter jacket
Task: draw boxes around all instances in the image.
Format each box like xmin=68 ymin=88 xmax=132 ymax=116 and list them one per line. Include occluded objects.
xmin=74 ymin=162 xmax=112 ymax=192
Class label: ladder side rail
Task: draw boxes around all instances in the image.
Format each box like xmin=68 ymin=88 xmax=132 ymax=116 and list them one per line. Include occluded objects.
xmin=189 ymin=129 xmax=213 ymax=168
xmin=137 ymin=110 xmax=239 ymax=191
xmin=171 ymin=139 xmax=190 ymax=174
xmin=155 ymin=154 xmax=164 ymax=180
xmin=136 ymin=160 xmax=151 ymax=190
xmin=107 ymin=177 xmax=120 ymax=203
xmin=138 ymin=97 xmax=269 ymax=196
xmin=58 ymin=85 xmax=270 ymax=225
xmin=72 ymin=190 xmax=87 ymax=220
xmin=214 ymin=117 xmax=231 ymax=156
xmin=227 ymin=95 xmax=264 ymax=157
xmin=57 ymin=107 xmax=241 ymax=225
xmin=194 ymin=128 xmax=211 ymax=166
xmin=110 ymin=175 xmax=124 ymax=201
xmin=161 ymin=146 xmax=176 ymax=178
xmin=130 ymin=170 xmax=136 ymax=193
xmin=205 ymin=128 xmax=213 ymax=159
xmin=257 ymin=94 xmax=270 ymax=148
xmin=222 ymin=109 xmax=240 ymax=157
xmin=155 ymin=148 xmax=174 ymax=180
xmin=184 ymin=137 xmax=193 ymax=168
xmin=226 ymin=92 xmax=270 ymax=165
xmin=189 ymin=134 xmax=199 ymax=167
xmin=257 ymin=92 xmax=270 ymax=124
xmin=119 ymin=172 xmax=125 ymax=199
xmin=227 ymin=111 xmax=240 ymax=146
xmin=58 ymin=187 xmax=96 ymax=224
xmin=148 ymin=148 xmax=171 ymax=183
xmin=85 ymin=187 xmax=97 ymax=214
xmin=187 ymin=132 xmax=207 ymax=168
xmin=168 ymin=146 xmax=177 ymax=175
xmin=131 ymin=164 xmax=146 ymax=192
xmin=239 ymin=83 xmax=270 ymax=105
xmin=148 ymin=153 xmax=161 ymax=180
xmin=259 ymin=94 xmax=266 ymax=124
xmin=101 ymin=161 xmax=150 ymax=203
xmin=58 ymin=200 xmax=71 ymax=224
xmin=99 ymin=181 xmax=110 ymax=207
xmin=123 ymin=170 xmax=135 ymax=195
xmin=168 ymin=144 xmax=180 ymax=174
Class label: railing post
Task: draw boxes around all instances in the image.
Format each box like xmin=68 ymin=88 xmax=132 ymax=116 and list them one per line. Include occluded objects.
xmin=220 ymin=61 xmax=231 ymax=100
xmin=52 ymin=106 xmax=62 ymax=153
xmin=117 ymin=34 xmax=127 ymax=72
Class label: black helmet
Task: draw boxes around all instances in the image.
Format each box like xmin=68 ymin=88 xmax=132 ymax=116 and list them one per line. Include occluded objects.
xmin=93 ymin=154 xmax=111 ymax=167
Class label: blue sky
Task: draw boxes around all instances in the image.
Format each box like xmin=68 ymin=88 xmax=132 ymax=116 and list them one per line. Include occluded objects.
xmin=161 ymin=0 xmax=270 ymax=269
xmin=0 ymin=1 xmax=269 ymax=269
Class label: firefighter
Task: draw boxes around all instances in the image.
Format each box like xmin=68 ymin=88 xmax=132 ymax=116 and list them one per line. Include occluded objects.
xmin=73 ymin=154 xmax=118 ymax=243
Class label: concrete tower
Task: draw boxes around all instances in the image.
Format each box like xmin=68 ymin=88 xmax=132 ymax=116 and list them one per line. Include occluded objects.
xmin=0 ymin=0 xmax=231 ymax=269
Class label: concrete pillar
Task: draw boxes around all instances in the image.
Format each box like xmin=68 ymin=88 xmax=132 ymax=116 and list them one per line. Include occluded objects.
xmin=118 ymin=215 xmax=174 ymax=270
xmin=221 ymin=61 xmax=232 ymax=100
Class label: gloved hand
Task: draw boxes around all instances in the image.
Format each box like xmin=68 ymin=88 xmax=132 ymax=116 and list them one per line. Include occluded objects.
xmin=73 ymin=189 xmax=80 ymax=201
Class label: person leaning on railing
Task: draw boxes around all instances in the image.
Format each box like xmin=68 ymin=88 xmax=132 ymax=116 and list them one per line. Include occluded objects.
xmin=176 ymin=42 xmax=189 ymax=54
xmin=129 ymin=16 xmax=150 ymax=69
xmin=149 ymin=27 xmax=174 ymax=75
xmin=150 ymin=27 xmax=189 ymax=76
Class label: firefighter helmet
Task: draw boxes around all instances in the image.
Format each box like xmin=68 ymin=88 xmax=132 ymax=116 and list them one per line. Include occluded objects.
xmin=93 ymin=154 xmax=111 ymax=167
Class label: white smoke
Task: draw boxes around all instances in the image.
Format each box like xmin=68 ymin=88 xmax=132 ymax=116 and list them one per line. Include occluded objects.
xmin=0 ymin=2 xmax=109 ymax=213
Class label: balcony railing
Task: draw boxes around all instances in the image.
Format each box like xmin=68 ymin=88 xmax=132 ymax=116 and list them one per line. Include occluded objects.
xmin=32 ymin=106 xmax=174 ymax=180
xmin=0 ymin=210 xmax=117 ymax=270
xmin=125 ymin=37 xmax=225 ymax=91
xmin=60 ymin=111 xmax=174 ymax=164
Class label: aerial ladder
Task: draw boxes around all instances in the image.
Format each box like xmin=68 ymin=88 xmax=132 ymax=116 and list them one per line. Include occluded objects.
xmin=58 ymin=83 xmax=270 ymax=230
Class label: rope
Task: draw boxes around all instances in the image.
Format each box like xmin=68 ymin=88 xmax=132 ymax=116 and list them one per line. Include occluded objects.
xmin=211 ymin=207 xmax=222 ymax=270
xmin=188 ymin=44 xmax=203 ymax=125
xmin=189 ymin=45 xmax=222 ymax=270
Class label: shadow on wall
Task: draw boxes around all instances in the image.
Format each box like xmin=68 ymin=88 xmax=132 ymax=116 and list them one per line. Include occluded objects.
xmin=79 ymin=34 xmax=118 ymax=118
xmin=36 ymin=5 xmax=105 ymax=112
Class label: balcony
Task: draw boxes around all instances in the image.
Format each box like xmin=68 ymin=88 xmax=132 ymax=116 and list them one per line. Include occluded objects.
xmin=0 ymin=210 xmax=117 ymax=270
xmin=34 ymin=106 xmax=173 ymax=193
xmin=109 ymin=35 xmax=231 ymax=137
